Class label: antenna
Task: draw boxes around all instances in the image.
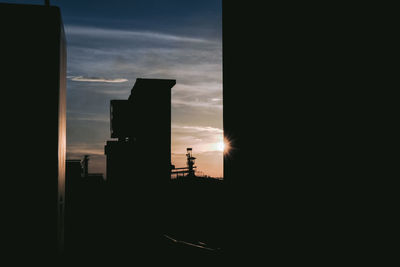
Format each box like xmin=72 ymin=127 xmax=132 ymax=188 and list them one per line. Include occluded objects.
xmin=45 ymin=0 xmax=50 ymax=6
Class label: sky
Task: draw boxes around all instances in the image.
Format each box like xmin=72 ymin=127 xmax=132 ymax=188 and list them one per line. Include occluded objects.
xmin=4 ymin=0 xmax=222 ymax=177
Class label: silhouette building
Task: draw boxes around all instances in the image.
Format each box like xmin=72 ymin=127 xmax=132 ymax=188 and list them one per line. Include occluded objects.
xmin=105 ymin=78 xmax=176 ymax=188
xmin=104 ymin=78 xmax=175 ymax=251
xmin=1 ymin=3 xmax=66 ymax=255
xmin=64 ymin=156 xmax=106 ymax=256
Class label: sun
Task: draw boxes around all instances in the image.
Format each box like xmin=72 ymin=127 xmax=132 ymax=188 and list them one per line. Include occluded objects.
xmin=215 ymin=136 xmax=232 ymax=155
xmin=216 ymin=140 xmax=225 ymax=152
xmin=223 ymin=136 xmax=231 ymax=155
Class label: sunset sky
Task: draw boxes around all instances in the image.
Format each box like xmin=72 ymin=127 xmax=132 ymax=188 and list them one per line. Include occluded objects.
xmin=5 ymin=0 xmax=222 ymax=177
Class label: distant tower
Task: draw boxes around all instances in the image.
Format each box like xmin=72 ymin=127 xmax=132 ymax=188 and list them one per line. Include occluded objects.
xmin=186 ymin=148 xmax=196 ymax=177
xmin=83 ymin=155 xmax=89 ymax=178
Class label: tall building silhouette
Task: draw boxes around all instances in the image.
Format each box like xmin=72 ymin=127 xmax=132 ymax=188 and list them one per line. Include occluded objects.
xmin=1 ymin=3 xmax=66 ymax=256
xmin=104 ymin=78 xmax=176 ymax=254
xmin=105 ymin=78 xmax=176 ymax=188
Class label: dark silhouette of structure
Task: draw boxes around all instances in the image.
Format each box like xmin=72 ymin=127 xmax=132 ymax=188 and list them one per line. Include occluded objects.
xmin=171 ymin=147 xmax=197 ymax=178
xmin=103 ymin=78 xmax=176 ymax=256
xmin=64 ymin=156 xmax=106 ymax=257
xmin=64 ymin=159 xmax=83 ymax=254
xmin=105 ymin=78 xmax=176 ymax=188
xmin=186 ymin=148 xmax=197 ymax=177
xmin=1 ymin=2 xmax=66 ymax=257
xmin=83 ymin=155 xmax=89 ymax=178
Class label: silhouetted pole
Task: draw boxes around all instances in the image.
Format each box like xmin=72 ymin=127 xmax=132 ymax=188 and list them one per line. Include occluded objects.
xmin=45 ymin=0 xmax=50 ymax=6
xmin=83 ymin=155 xmax=89 ymax=178
xmin=186 ymin=148 xmax=196 ymax=177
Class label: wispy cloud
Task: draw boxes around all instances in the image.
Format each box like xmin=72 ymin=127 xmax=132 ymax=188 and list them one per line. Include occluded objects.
xmin=172 ymin=99 xmax=222 ymax=109
xmin=66 ymin=25 xmax=217 ymax=44
xmin=68 ymin=75 xmax=128 ymax=83
xmin=171 ymin=124 xmax=223 ymax=160
xmin=172 ymin=124 xmax=223 ymax=134
xmin=67 ymin=111 xmax=109 ymax=122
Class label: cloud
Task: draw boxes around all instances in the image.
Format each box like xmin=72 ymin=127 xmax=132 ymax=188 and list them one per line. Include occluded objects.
xmin=171 ymin=124 xmax=223 ymax=158
xmin=67 ymin=111 xmax=108 ymax=122
xmin=68 ymin=75 xmax=128 ymax=83
xmin=66 ymin=25 xmax=217 ymax=44
xmin=67 ymin=143 xmax=105 ymax=156
xmin=172 ymin=99 xmax=222 ymax=109
xmin=172 ymin=124 xmax=223 ymax=134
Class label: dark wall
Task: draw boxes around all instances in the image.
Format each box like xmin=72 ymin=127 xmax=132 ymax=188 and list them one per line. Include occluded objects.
xmin=0 ymin=3 xmax=66 ymax=258
xmin=221 ymin=1 xmax=365 ymax=264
